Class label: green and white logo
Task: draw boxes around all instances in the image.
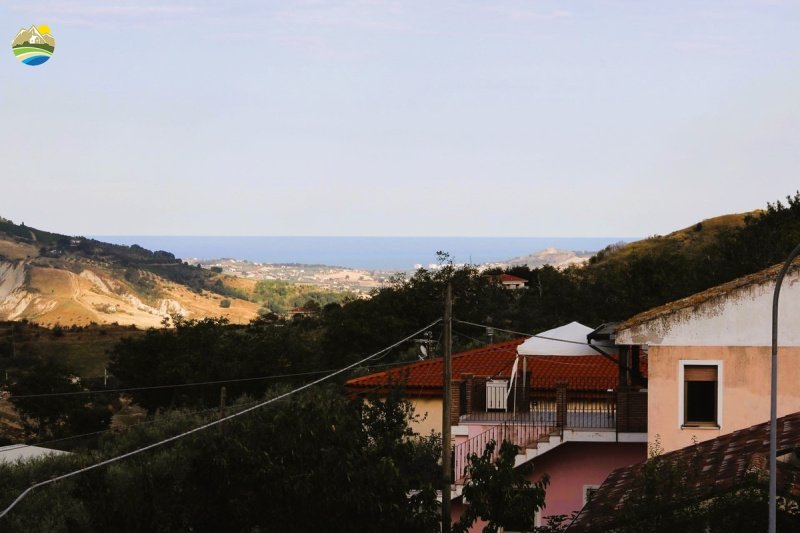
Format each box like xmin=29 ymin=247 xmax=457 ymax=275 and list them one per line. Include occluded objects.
xmin=11 ymin=24 xmax=55 ymax=66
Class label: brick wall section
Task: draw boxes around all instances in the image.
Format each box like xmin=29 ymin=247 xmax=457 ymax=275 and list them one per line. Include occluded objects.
xmin=450 ymin=379 xmax=461 ymax=426
xmin=616 ymin=389 xmax=648 ymax=433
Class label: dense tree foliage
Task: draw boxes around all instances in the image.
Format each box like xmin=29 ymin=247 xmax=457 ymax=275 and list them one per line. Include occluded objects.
xmin=252 ymin=279 xmax=354 ymax=315
xmin=0 ymin=387 xmax=442 ymax=533
xmin=8 ymin=357 xmax=112 ymax=441
xmin=108 ymin=315 xmax=324 ymax=412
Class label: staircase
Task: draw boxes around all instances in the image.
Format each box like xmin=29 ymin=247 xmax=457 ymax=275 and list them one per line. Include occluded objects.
xmin=451 ymin=423 xmax=566 ymax=498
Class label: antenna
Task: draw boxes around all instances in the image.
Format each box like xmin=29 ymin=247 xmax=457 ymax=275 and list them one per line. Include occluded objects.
xmin=413 ymin=330 xmax=435 ymax=359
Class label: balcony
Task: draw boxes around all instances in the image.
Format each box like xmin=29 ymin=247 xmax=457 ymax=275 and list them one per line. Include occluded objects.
xmin=451 ymin=376 xmax=647 ymax=483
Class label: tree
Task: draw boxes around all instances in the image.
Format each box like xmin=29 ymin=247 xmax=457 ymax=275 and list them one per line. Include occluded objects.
xmin=0 ymin=386 xmax=442 ymax=532
xmin=454 ymin=439 xmax=548 ymax=533
xmin=9 ymin=358 xmax=111 ymax=440
xmin=110 ymin=315 xmax=324 ymax=411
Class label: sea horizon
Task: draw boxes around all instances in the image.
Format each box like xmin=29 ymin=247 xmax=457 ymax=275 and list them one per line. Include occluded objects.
xmin=91 ymin=236 xmax=639 ymax=271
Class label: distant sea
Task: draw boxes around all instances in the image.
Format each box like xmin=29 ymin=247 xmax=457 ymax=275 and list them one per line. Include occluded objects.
xmin=91 ymin=236 xmax=638 ymax=271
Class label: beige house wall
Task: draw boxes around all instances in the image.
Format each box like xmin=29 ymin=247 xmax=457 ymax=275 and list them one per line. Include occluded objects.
xmin=408 ymin=397 xmax=444 ymax=436
xmin=648 ymin=345 xmax=800 ymax=453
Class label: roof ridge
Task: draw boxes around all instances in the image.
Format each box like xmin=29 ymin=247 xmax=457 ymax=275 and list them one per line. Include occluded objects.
xmin=346 ymin=339 xmax=525 ymax=387
xmin=617 ymin=260 xmax=800 ymax=333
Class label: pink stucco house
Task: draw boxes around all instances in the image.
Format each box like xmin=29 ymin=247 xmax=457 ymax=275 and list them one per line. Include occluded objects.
xmin=614 ymin=260 xmax=800 ymax=454
xmin=347 ymin=322 xmax=648 ymax=528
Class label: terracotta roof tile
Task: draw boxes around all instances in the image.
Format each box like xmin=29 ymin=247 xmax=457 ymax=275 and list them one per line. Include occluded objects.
xmin=569 ymin=411 xmax=800 ymax=531
xmin=346 ymin=339 xmax=633 ymax=395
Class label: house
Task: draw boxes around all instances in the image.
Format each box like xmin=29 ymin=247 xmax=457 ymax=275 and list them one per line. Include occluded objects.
xmin=613 ymin=260 xmax=800 ymax=453
xmin=287 ymin=307 xmax=315 ymax=319
xmin=346 ymin=321 xmax=648 ymax=527
xmin=347 ymin=338 xmax=525 ymax=436
xmin=568 ymin=411 xmax=800 ymax=531
xmin=485 ymin=273 xmax=529 ymax=290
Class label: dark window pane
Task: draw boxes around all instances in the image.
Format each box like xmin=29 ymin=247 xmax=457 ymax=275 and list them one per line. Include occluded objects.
xmin=686 ymin=381 xmax=716 ymax=424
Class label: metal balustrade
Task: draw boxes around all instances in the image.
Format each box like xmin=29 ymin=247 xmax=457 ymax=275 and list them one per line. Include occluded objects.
xmin=452 ymin=377 xmax=634 ymax=483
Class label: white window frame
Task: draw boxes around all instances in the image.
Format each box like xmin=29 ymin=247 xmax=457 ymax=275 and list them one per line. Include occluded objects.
xmin=678 ymin=360 xmax=723 ymax=429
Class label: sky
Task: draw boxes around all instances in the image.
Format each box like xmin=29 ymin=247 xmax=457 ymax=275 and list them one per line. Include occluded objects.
xmin=0 ymin=0 xmax=798 ymax=237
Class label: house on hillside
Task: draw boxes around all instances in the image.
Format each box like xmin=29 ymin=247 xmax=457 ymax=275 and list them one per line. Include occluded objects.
xmin=485 ymin=273 xmax=528 ymax=290
xmin=568 ymin=411 xmax=800 ymax=531
xmin=287 ymin=306 xmax=315 ymax=319
xmin=561 ymin=260 xmax=800 ymax=529
xmin=613 ymin=260 xmax=800 ymax=453
xmin=346 ymin=321 xmax=648 ymax=528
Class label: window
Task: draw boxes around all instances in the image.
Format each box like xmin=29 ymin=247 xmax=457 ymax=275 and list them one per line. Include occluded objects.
xmin=486 ymin=379 xmax=508 ymax=411
xmin=679 ymin=361 xmax=722 ymax=428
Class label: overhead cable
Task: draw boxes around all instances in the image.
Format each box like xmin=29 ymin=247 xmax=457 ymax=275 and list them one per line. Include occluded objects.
xmin=0 ymin=319 xmax=441 ymax=520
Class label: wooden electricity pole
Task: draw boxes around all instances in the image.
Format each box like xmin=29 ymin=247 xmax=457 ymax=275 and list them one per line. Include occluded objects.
xmin=441 ymin=283 xmax=453 ymax=532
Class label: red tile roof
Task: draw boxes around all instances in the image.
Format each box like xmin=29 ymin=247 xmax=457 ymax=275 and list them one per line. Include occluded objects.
xmin=499 ymin=274 xmax=528 ymax=283
xmin=346 ymin=339 xmax=629 ymax=396
xmin=569 ymin=411 xmax=800 ymax=531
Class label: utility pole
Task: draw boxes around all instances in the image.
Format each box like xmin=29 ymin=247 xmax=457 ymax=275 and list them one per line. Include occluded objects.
xmin=441 ymin=283 xmax=453 ymax=533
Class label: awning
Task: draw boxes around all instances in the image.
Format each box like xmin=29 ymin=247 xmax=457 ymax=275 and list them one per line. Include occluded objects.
xmin=517 ymin=321 xmax=606 ymax=356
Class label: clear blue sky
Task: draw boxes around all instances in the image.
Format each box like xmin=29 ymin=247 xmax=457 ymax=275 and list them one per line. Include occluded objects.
xmin=1 ymin=1 xmax=798 ymax=237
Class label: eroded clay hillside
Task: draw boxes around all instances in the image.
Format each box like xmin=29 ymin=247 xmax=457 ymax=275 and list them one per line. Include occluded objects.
xmin=0 ymin=222 xmax=259 ymax=327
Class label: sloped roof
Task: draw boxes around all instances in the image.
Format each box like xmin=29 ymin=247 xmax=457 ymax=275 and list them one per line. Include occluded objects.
xmin=616 ymin=260 xmax=800 ymax=335
xmin=346 ymin=338 xmax=624 ymax=396
xmin=517 ymin=321 xmax=603 ymax=356
xmin=499 ymin=274 xmax=528 ymax=283
xmin=347 ymin=339 xmax=523 ymax=395
xmin=569 ymin=411 xmax=800 ymax=531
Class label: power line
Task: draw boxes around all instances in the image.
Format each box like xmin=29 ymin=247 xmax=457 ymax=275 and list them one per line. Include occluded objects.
xmin=7 ymin=321 xmax=595 ymax=401
xmin=8 ymin=369 xmax=341 ymax=399
xmin=0 ymin=319 xmax=442 ymax=520
xmin=11 ymin=397 xmax=281 ymax=452
xmin=453 ymin=319 xmax=599 ymax=347
xmin=6 ymin=356 xmax=448 ymax=401
xmin=6 ymin=325 xmax=448 ymax=400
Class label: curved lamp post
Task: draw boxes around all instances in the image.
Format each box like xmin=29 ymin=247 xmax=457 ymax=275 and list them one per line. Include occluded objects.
xmin=770 ymin=243 xmax=800 ymax=533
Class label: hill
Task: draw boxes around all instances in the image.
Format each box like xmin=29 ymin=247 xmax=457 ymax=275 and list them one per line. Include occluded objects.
xmin=587 ymin=212 xmax=752 ymax=268
xmin=0 ymin=217 xmax=260 ymax=327
xmin=484 ymin=247 xmax=596 ymax=270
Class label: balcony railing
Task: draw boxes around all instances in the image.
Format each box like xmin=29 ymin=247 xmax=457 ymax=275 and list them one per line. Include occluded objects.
xmin=451 ymin=376 xmax=646 ymax=483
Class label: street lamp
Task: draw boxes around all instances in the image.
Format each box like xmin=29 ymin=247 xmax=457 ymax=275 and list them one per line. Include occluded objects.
xmin=769 ymin=242 xmax=800 ymax=533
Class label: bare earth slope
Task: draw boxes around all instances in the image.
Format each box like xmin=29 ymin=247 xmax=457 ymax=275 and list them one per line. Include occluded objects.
xmin=0 ymin=259 xmax=259 ymax=327
xmin=0 ymin=218 xmax=259 ymax=327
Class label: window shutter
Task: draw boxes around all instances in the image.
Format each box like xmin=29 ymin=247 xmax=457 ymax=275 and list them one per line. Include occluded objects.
xmin=685 ymin=366 xmax=717 ymax=381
